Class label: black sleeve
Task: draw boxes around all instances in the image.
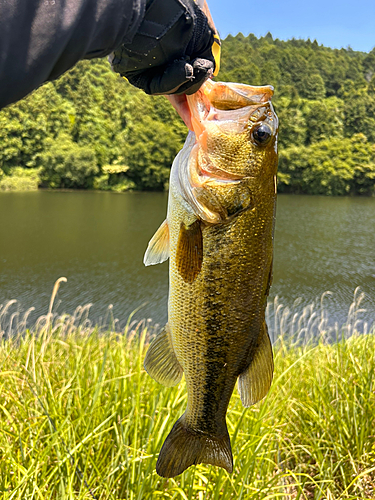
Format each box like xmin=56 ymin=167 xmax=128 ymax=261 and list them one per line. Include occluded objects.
xmin=0 ymin=0 xmax=146 ymax=109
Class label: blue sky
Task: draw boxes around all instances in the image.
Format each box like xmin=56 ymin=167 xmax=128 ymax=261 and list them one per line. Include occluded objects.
xmin=209 ymin=0 xmax=375 ymax=53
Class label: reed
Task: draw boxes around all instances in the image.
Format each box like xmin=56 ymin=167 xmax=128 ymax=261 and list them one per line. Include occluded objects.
xmin=0 ymin=284 xmax=374 ymax=499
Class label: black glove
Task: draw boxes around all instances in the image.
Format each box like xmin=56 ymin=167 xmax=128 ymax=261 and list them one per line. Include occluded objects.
xmin=109 ymin=0 xmax=220 ymax=95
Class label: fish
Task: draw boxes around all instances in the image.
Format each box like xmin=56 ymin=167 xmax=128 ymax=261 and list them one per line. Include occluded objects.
xmin=143 ymin=79 xmax=279 ymax=478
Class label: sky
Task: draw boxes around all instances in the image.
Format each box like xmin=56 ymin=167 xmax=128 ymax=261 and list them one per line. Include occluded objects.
xmin=209 ymin=0 xmax=375 ymax=53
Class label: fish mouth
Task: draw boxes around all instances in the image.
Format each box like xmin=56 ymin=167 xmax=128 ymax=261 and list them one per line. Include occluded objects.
xmin=187 ymin=80 xmax=274 ymax=120
xmin=185 ymin=80 xmax=277 ymax=182
xmin=205 ymin=81 xmax=274 ymax=110
xmin=186 ymin=80 xmax=276 ymax=141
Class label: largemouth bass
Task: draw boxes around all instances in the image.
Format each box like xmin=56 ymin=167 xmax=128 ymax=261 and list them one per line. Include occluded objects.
xmin=143 ymin=79 xmax=278 ymax=478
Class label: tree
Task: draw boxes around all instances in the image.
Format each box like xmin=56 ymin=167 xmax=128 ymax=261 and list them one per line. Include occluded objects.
xmin=299 ymin=73 xmax=326 ymax=100
xmin=39 ymin=133 xmax=99 ymax=189
xmin=0 ymin=84 xmax=72 ymax=170
xmin=278 ymin=134 xmax=375 ymax=195
xmin=1 ymin=34 xmax=374 ymax=195
xmin=276 ymin=100 xmax=307 ymax=149
xmin=120 ymin=95 xmax=186 ymax=190
xmin=304 ymin=97 xmax=344 ymax=144
xmin=343 ymin=89 xmax=375 ymax=142
xmin=363 ymin=47 xmax=375 ymax=82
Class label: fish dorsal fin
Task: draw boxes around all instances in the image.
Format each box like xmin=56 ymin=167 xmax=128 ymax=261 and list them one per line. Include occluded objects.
xmin=176 ymin=220 xmax=203 ymax=284
xmin=143 ymin=219 xmax=170 ymax=266
xmin=238 ymin=322 xmax=274 ymax=407
xmin=144 ymin=324 xmax=183 ymax=387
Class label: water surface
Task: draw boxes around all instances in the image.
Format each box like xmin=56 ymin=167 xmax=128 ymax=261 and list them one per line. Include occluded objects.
xmin=0 ymin=191 xmax=374 ymax=330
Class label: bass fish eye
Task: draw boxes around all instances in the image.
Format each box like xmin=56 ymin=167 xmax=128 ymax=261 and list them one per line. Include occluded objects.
xmin=252 ymin=123 xmax=273 ymax=146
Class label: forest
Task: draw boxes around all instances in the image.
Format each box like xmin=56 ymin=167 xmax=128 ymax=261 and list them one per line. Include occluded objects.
xmin=1 ymin=33 xmax=375 ymax=195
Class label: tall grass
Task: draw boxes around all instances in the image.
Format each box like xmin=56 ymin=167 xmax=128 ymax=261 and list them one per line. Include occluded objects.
xmin=0 ymin=284 xmax=374 ymax=499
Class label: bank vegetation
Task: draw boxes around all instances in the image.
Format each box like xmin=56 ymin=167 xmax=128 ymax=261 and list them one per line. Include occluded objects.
xmin=1 ymin=34 xmax=375 ymax=195
xmin=0 ymin=288 xmax=374 ymax=499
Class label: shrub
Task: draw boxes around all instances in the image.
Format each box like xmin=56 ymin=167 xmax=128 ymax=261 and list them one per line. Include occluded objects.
xmin=39 ymin=133 xmax=99 ymax=189
xmin=0 ymin=166 xmax=41 ymax=191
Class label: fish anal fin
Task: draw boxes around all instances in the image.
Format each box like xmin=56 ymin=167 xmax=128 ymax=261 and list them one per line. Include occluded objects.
xmin=156 ymin=415 xmax=233 ymax=478
xmin=144 ymin=325 xmax=182 ymax=387
xmin=238 ymin=322 xmax=274 ymax=407
xmin=143 ymin=219 xmax=170 ymax=266
xmin=176 ymin=220 xmax=203 ymax=284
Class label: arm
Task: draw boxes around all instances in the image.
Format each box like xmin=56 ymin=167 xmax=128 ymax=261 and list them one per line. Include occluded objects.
xmin=0 ymin=0 xmax=220 ymax=122
xmin=0 ymin=0 xmax=146 ymax=109
xmin=111 ymin=0 xmax=220 ymax=128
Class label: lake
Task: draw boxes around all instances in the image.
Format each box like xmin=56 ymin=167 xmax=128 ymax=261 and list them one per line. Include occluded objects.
xmin=0 ymin=191 xmax=374 ymax=334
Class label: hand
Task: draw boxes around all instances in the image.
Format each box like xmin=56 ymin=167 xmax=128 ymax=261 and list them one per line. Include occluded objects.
xmin=109 ymin=0 xmax=220 ymax=96
xmin=166 ymin=94 xmax=192 ymax=129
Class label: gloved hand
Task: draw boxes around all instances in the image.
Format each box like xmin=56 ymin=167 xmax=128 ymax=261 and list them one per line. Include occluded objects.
xmin=109 ymin=0 xmax=220 ymax=95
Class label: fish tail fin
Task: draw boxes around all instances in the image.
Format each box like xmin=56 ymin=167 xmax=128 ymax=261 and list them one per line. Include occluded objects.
xmin=156 ymin=415 xmax=233 ymax=478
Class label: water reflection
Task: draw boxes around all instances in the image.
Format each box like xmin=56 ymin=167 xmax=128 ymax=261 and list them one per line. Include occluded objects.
xmin=272 ymin=195 xmax=375 ymax=326
xmin=0 ymin=191 xmax=374 ymax=330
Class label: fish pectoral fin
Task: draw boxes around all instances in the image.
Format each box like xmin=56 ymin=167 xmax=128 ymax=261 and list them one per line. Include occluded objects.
xmin=238 ymin=322 xmax=274 ymax=407
xmin=144 ymin=324 xmax=183 ymax=387
xmin=156 ymin=415 xmax=233 ymax=478
xmin=176 ymin=219 xmax=203 ymax=283
xmin=143 ymin=219 xmax=170 ymax=266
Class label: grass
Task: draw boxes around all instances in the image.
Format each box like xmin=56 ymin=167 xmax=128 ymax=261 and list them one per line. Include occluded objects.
xmin=0 ymin=284 xmax=374 ymax=499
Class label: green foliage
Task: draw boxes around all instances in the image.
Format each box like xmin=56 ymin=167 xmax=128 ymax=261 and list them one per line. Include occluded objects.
xmin=0 ymin=34 xmax=374 ymax=195
xmin=277 ymin=99 xmax=307 ymax=148
xmin=304 ymin=96 xmax=345 ymax=144
xmin=363 ymin=47 xmax=375 ymax=81
xmin=39 ymin=133 xmax=99 ymax=189
xmin=0 ymin=166 xmax=41 ymax=191
xmin=299 ymin=72 xmax=326 ymax=100
xmin=0 ymin=83 xmax=73 ymax=171
xmin=120 ymin=94 xmax=186 ymax=190
xmin=219 ymin=33 xmax=375 ymax=196
xmin=342 ymin=89 xmax=375 ymax=142
xmin=279 ymin=134 xmax=375 ymax=195
xmin=93 ymin=160 xmax=136 ymax=192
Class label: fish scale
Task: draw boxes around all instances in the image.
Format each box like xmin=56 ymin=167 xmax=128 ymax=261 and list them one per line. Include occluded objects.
xmin=143 ymin=79 xmax=278 ymax=477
